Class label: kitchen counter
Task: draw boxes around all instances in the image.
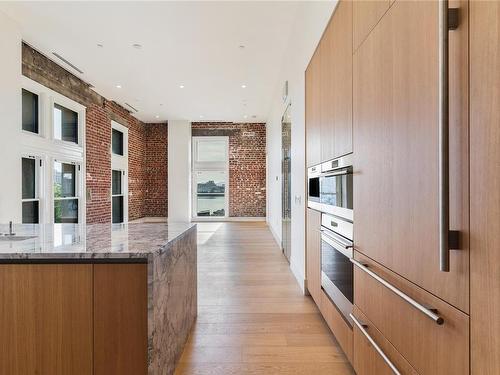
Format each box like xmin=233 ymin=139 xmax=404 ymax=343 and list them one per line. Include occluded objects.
xmin=0 ymin=222 xmax=197 ymax=375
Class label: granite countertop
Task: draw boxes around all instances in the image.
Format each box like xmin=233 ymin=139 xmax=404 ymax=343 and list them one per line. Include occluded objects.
xmin=0 ymin=222 xmax=196 ymax=261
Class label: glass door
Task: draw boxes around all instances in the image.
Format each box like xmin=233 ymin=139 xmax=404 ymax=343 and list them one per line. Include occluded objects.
xmin=281 ymin=103 xmax=292 ymax=262
xmin=192 ymin=137 xmax=229 ymax=219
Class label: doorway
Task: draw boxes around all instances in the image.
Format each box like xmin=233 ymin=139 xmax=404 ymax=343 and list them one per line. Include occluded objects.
xmin=192 ymin=136 xmax=229 ymax=219
xmin=281 ymin=103 xmax=292 ymax=262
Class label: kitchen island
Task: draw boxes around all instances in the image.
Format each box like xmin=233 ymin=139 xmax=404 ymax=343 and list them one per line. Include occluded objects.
xmin=0 ymin=222 xmax=197 ymax=375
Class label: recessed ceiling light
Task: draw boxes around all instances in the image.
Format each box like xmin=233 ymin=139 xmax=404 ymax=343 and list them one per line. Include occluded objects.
xmin=243 ymin=115 xmax=248 ymax=119
xmin=116 ymin=85 xmax=122 ymax=89
xmin=199 ymin=115 xmax=204 ymax=119
xmin=132 ymin=43 xmax=142 ymax=49
xmin=252 ymin=115 xmax=257 ymax=119
xmin=155 ymin=115 xmax=160 ymax=119
xmin=241 ymin=84 xmax=247 ymax=89
xmin=179 ymin=85 xmax=185 ymax=89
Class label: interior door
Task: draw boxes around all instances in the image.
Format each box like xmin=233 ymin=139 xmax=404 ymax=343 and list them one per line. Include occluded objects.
xmin=353 ymin=0 xmax=469 ymax=312
xmin=281 ymin=104 xmax=291 ymax=262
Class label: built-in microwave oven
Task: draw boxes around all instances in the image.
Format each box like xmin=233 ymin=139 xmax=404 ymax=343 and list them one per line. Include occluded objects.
xmin=320 ymin=213 xmax=353 ymax=326
xmin=307 ymin=165 xmax=321 ymax=209
xmin=307 ymin=154 xmax=353 ymax=222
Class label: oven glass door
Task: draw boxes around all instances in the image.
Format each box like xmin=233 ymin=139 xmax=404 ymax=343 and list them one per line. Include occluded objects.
xmin=320 ymin=171 xmax=353 ymax=209
xmin=321 ymin=237 xmax=353 ymax=304
xmin=308 ymin=176 xmax=320 ymax=202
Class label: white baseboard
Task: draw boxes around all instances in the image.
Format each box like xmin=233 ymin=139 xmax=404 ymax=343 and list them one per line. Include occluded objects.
xmin=192 ymin=217 xmax=266 ymax=222
xmin=268 ymin=222 xmax=282 ymax=247
xmin=129 ymin=216 xmax=167 ymax=223
xmin=290 ymin=260 xmax=306 ymax=294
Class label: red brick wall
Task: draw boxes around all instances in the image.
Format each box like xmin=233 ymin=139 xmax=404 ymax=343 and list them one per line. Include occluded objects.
xmin=191 ymin=122 xmax=266 ymax=217
xmin=144 ymin=124 xmax=168 ymax=217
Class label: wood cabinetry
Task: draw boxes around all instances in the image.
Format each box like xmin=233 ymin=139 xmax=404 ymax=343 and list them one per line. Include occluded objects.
xmin=319 ymin=0 xmax=352 ymax=161
xmin=305 ymin=46 xmax=321 ymax=167
xmin=306 ymin=0 xmax=352 ymax=167
xmin=354 ymin=253 xmax=469 ymax=375
xmin=353 ymin=0 xmax=469 ymax=312
xmin=0 ymin=264 xmax=93 ymax=375
xmin=470 ymin=1 xmax=500 ymax=373
xmin=353 ymin=0 xmax=390 ymax=52
xmin=94 ymin=264 xmax=148 ymax=375
xmin=306 ymin=208 xmax=321 ymax=305
xmin=352 ymin=307 xmax=418 ymax=375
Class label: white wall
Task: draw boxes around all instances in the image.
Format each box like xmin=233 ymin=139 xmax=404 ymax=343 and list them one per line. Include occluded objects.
xmin=266 ymin=1 xmax=337 ymax=292
xmin=168 ymin=120 xmax=192 ymax=222
xmin=0 ymin=12 xmax=22 ymax=223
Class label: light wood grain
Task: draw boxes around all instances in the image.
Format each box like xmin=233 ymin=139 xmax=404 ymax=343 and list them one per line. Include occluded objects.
xmin=93 ymin=264 xmax=148 ymax=375
xmin=352 ymin=307 xmax=418 ymax=375
xmin=176 ymin=222 xmax=354 ymax=375
xmin=354 ymin=252 xmax=469 ymax=375
xmin=0 ymin=264 xmax=93 ymax=375
xmin=353 ymin=0 xmax=469 ymax=312
xmin=306 ymin=40 xmax=322 ymax=167
xmin=306 ymin=208 xmax=321 ymax=305
xmin=353 ymin=0 xmax=390 ymax=52
xmin=320 ymin=0 xmax=353 ymax=161
xmin=470 ymin=1 xmax=500 ymax=373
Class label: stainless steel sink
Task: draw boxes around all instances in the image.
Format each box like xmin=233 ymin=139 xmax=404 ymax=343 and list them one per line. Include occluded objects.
xmin=0 ymin=235 xmax=37 ymax=241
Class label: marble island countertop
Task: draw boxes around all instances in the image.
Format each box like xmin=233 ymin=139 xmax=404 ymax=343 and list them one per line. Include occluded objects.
xmin=0 ymin=222 xmax=196 ymax=262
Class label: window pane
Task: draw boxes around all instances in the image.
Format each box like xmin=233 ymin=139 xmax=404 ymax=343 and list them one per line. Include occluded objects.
xmin=54 ymin=104 xmax=78 ymax=143
xmin=112 ymin=129 xmax=124 ymax=155
xmin=112 ymin=196 xmax=124 ymax=223
xmin=196 ymin=171 xmax=226 ymax=217
xmin=22 ymin=158 xmax=36 ymax=199
xmin=22 ymin=89 xmax=39 ymax=133
xmin=54 ymin=199 xmax=78 ymax=223
xmin=22 ymin=201 xmax=39 ymax=224
xmin=196 ymin=140 xmax=227 ymax=162
xmin=112 ymin=170 xmax=122 ymax=195
xmin=54 ymin=162 xmax=76 ymax=198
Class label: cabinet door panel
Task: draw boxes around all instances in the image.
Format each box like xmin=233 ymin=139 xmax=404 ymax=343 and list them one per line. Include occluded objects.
xmin=353 ymin=0 xmax=469 ymax=311
xmin=306 ymin=208 xmax=321 ymax=305
xmin=320 ymin=0 xmax=353 ymax=161
xmin=470 ymin=1 xmax=500 ymax=373
xmin=353 ymin=0 xmax=390 ymax=51
xmin=0 ymin=264 xmax=93 ymax=375
xmin=306 ymin=48 xmax=321 ymax=167
xmin=94 ymin=264 xmax=148 ymax=375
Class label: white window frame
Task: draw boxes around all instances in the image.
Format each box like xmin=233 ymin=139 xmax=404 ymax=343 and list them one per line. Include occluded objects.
xmin=21 ymin=154 xmax=44 ymax=223
xmin=52 ymin=158 xmax=82 ymax=224
xmin=20 ymin=76 xmax=86 ymax=224
xmin=111 ymin=121 xmax=128 ymax=223
xmin=191 ymin=136 xmax=229 ymax=219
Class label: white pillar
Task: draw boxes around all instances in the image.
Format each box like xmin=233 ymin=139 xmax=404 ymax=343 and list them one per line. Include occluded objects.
xmin=0 ymin=12 xmax=22 ymax=223
xmin=167 ymin=120 xmax=192 ymax=222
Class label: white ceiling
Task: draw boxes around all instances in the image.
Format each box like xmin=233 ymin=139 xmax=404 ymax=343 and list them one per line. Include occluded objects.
xmin=0 ymin=1 xmax=301 ymax=123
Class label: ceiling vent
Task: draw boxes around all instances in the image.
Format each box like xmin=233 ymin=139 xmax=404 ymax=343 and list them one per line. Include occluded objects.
xmin=52 ymin=52 xmax=84 ymax=74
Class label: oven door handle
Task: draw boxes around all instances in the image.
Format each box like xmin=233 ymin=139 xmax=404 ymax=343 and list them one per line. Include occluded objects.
xmin=320 ymin=229 xmax=353 ymax=250
xmin=322 ymin=169 xmax=351 ymax=178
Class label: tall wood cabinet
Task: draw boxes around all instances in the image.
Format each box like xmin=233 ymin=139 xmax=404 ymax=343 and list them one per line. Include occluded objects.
xmin=305 ymin=0 xmax=352 ymax=167
xmin=306 ymin=208 xmax=321 ymax=305
xmin=353 ymin=0 xmax=469 ymax=312
xmin=470 ymin=1 xmax=500 ymax=373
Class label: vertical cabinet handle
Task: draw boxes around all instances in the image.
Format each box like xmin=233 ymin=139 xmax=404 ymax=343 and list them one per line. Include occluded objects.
xmin=438 ymin=1 xmax=459 ymax=272
xmin=350 ymin=314 xmax=401 ymax=375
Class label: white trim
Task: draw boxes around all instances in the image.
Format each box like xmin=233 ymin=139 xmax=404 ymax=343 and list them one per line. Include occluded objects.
xmin=111 ymin=121 xmax=129 ymax=223
xmin=20 ymin=76 xmax=86 ymax=224
xmin=192 ymin=217 xmax=266 ymax=222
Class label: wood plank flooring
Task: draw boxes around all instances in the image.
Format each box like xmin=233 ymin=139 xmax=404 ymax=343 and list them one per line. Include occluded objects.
xmin=175 ymin=222 xmax=354 ymax=375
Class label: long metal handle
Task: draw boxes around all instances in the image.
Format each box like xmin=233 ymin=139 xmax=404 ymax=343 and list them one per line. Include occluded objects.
xmin=350 ymin=314 xmax=401 ymax=375
xmin=351 ymin=259 xmax=444 ymax=325
xmin=323 ymin=170 xmax=351 ymax=178
xmin=320 ymin=229 xmax=353 ymax=249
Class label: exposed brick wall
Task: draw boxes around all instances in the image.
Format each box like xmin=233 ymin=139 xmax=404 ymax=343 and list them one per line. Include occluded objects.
xmin=144 ymin=124 xmax=168 ymax=217
xmin=192 ymin=122 xmax=266 ymax=217
xmin=22 ymin=43 xmax=168 ymax=223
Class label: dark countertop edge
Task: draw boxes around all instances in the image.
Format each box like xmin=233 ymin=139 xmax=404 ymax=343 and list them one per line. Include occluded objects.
xmin=0 ymin=224 xmax=197 ymax=263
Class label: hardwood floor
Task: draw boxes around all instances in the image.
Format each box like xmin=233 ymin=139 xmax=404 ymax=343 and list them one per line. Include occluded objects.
xmin=175 ymin=222 xmax=354 ymax=375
